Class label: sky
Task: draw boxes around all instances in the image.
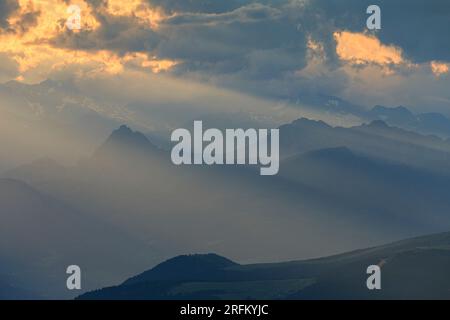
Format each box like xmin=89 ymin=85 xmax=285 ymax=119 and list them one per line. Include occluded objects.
xmin=0 ymin=0 xmax=450 ymax=114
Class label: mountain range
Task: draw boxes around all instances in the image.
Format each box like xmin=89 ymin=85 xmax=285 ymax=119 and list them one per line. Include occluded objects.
xmin=3 ymin=105 xmax=450 ymax=298
xmin=291 ymin=93 xmax=450 ymax=139
xmin=279 ymin=117 xmax=450 ymax=174
xmin=368 ymin=105 xmax=450 ymax=139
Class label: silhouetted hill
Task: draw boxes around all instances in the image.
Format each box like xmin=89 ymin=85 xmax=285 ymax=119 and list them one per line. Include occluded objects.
xmin=125 ymin=254 xmax=238 ymax=285
xmin=78 ymin=231 xmax=450 ymax=300
xmin=290 ymin=232 xmax=450 ymax=300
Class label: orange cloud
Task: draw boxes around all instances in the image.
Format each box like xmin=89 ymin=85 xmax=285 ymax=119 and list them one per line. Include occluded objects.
xmin=107 ymin=0 xmax=164 ymax=29
xmin=0 ymin=0 xmax=172 ymax=82
xmin=334 ymin=31 xmax=404 ymax=66
xmin=431 ymin=61 xmax=449 ymax=76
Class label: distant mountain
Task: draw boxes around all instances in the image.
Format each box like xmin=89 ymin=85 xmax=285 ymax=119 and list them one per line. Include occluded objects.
xmin=93 ymin=125 xmax=164 ymax=160
xmin=368 ymin=105 xmax=450 ymax=139
xmin=293 ymin=99 xmax=450 ymax=139
xmin=279 ymin=117 xmax=450 ymax=175
xmin=104 ymin=125 xmax=155 ymax=149
xmin=369 ymin=106 xmax=416 ymax=126
xmin=77 ymin=231 xmax=450 ymax=300
xmin=292 ymin=94 xmax=366 ymax=117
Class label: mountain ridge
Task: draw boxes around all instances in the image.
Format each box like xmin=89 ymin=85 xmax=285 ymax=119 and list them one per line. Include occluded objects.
xmin=368 ymin=105 xmax=450 ymax=138
xmin=77 ymin=231 xmax=450 ymax=300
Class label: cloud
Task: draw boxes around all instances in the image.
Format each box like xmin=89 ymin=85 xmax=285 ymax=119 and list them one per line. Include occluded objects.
xmin=338 ymin=62 xmax=450 ymax=115
xmin=50 ymin=0 xmax=161 ymax=54
xmin=0 ymin=52 xmax=19 ymax=82
xmin=0 ymin=0 xmax=171 ymax=82
xmin=431 ymin=61 xmax=449 ymax=77
xmin=1 ymin=0 xmax=449 ymax=115
xmin=146 ymin=0 xmax=253 ymax=14
xmin=49 ymin=1 xmax=307 ymax=80
xmin=15 ymin=8 xmax=40 ymax=33
xmin=0 ymin=0 xmax=41 ymax=35
xmin=311 ymin=0 xmax=450 ymax=64
xmin=51 ymin=14 xmax=160 ymax=54
xmin=157 ymin=3 xmax=307 ymax=77
xmin=334 ymin=31 xmax=404 ymax=66
xmin=0 ymin=0 xmax=19 ymax=30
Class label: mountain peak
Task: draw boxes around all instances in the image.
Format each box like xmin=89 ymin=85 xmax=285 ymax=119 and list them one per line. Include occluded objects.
xmin=371 ymin=105 xmax=412 ymax=115
xmin=92 ymin=125 xmax=162 ymax=162
xmin=123 ymin=254 xmax=238 ymax=285
xmin=372 ymin=105 xmax=411 ymax=113
xmin=118 ymin=124 xmax=132 ymax=131
xmin=107 ymin=125 xmax=151 ymax=146
xmin=156 ymin=253 xmax=238 ymax=270
xmin=282 ymin=117 xmax=332 ymax=130
xmin=367 ymin=119 xmax=389 ymax=128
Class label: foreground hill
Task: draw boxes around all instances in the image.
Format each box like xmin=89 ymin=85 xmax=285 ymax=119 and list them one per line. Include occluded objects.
xmin=78 ymin=232 xmax=450 ymax=300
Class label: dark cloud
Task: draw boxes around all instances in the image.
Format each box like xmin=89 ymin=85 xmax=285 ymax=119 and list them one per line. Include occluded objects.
xmin=15 ymin=8 xmax=41 ymax=34
xmin=85 ymin=0 xmax=108 ymax=8
xmin=51 ymin=1 xmax=308 ymax=78
xmin=0 ymin=0 xmax=40 ymax=34
xmin=51 ymin=12 xmax=160 ymax=54
xmin=152 ymin=0 xmax=450 ymax=98
xmin=312 ymin=0 xmax=450 ymax=63
xmin=45 ymin=0 xmax=349 ymax=100
xmin=0 ymin=0 xmax=19 ymax=31
xmin=157 ymin=3 xmax=307 ymax=75
xmin=45 ymin=0 xmax=450 ymax=105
